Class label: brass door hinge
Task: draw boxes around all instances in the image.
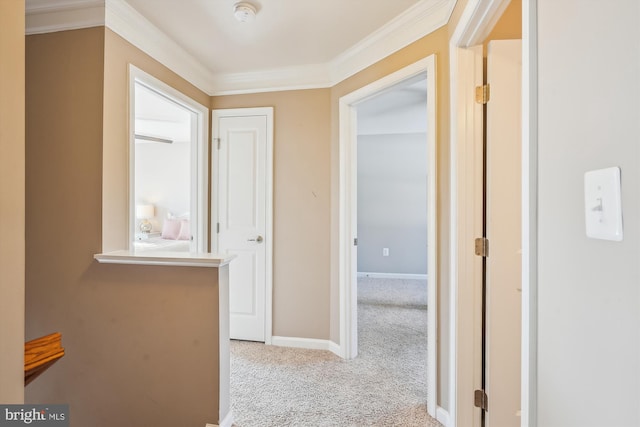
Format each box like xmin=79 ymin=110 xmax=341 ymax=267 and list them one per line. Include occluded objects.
xmin=474 ymin=389 xmax=488 ymax=410
xmin=475 ymin=237 xmax=489 ymax=257
xmin=475 ymin=84 xmax=490 ymax=104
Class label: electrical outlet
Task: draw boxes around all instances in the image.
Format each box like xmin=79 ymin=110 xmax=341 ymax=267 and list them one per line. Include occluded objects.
xmin=383 ymin=248 xmax=389 ymax=257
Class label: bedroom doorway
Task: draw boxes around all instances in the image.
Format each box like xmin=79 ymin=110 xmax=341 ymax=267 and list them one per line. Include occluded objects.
xmin=338 ymin=55 xmax=438 ymax=416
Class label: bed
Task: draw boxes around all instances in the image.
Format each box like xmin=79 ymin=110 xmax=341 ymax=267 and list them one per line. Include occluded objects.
xmin=133 ymin=216 xmax=192 ymax=252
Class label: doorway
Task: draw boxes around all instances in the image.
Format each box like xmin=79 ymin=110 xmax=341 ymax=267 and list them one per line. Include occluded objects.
xmin=338 ymin=55 xmax=438 ymax=416
xmin=449 ymin=1 xmax=527 ymax=425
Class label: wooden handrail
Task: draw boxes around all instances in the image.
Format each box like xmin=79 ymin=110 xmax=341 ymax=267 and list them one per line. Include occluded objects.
xmin=24 ymin=332 xmax=65 ymax=386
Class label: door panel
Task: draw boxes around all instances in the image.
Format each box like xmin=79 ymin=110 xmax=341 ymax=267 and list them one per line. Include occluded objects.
xmin=217 ymin=114 xmax=267 ymax=342
xmin=486 ymin=39 xmax=522 ymax=427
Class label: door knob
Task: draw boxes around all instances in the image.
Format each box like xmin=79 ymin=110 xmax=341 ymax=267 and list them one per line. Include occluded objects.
xmin=248 ymin=235 xmax=263 ymax=243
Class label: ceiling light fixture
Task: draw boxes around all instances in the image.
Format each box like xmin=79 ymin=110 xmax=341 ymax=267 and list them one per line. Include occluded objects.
xmin=233 ymin=2 xmax=257 ymax=23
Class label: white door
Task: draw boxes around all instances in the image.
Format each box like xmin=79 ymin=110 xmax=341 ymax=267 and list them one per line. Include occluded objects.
xmin=486 ymin=39 xmax=522 ymax=427
xmin=213 ymin=108 xmax=273 ymax=342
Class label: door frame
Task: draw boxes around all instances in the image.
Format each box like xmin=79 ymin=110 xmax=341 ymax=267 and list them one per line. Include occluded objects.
xmin=128 ymin=65 xmax=209 ymax=252
xmin=338 ymin=54 xmax=438 ymax=416
xmin=449 ymin=0 xmax=536 ymax=426
xmin=211 ymin=107 xmax=274 ymax=345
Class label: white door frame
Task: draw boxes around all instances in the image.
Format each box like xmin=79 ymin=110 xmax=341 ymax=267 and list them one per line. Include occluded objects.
xmin=128 ymin=65 xmax=209 ymax=252
xmin=211 ymin=107 xmax=274 ymax=345
xmin=338 ymin=55 xmax=438 ymax=416
xmin=449 ymin=1 xmax=535 ymax=426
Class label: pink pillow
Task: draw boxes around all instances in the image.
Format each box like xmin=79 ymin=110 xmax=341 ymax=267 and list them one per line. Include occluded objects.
xmin=177 ymin=220 xmax=191 ymax=241
xmin=161 ymin=219 xmax=181 ymax=240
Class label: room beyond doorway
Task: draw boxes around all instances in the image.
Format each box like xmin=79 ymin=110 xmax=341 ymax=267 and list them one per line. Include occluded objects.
xmin=337 ymin=55 xmax=437 ymax=417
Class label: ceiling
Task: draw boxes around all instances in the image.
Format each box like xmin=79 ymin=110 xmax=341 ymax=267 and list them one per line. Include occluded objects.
xmin=123 ymin=0 xmax=421 ymax=75
xmin=24 ymin=0 xmax=456 ymax=94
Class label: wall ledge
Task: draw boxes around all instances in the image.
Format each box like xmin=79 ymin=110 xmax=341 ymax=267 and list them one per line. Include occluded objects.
xmin=94 ymin=250 xmax=235 ymax=267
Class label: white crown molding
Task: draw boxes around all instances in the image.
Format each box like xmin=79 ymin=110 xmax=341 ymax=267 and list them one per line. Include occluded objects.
xmin=210 ymin=63 xmax=332 ymax=96
xmin=211 ymin=0 xmax=456 ymax=94
xmin=24 ymin=0 xmax=456 ymax=95
xmin=328 ymin=0 xmax=456 ymax=84
xmin=104 ymin=0 xmax=213 ymax=94
xmin=26 ymin=0 xmax=105 ymax=35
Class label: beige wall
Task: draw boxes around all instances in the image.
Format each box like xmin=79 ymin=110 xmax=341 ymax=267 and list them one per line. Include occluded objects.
xmin=484 ymin=0 xmax=522 ymax=52
xmin=212 ymin=90 xmax=332 ymax=340
xmin=0 ymin=0 xmax=26 ymax=404
xmin=103 ymin=29 xmax=210 ymax=252
xmin=25 ymin=27 xmax=224 ymax=426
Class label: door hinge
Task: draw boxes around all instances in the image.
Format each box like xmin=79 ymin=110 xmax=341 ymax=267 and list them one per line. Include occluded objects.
xmin=354 ymin=237 xmax=358 ymax=246
xmin=474 ymin=389 xmax=488 ymax=411
xmin=214 ymin=138 xmax=221 ymax=149
xmin=475 ymin=237 xmax=489 ymax=257
xmin=475 ymin=84 xmax=490 ymax=104
xmin=216 ymin=222 xmax=220 ymax=234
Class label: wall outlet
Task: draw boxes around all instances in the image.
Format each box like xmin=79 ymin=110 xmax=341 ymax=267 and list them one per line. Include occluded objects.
xmin=383 ymin=248 xmax=389 ymax=257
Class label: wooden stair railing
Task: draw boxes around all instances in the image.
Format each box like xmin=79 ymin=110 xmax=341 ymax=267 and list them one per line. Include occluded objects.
xmin=24 ymin=332 xmax=65 ymax=386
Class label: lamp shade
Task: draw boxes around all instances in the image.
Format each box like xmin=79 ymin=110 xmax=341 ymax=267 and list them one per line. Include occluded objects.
xmin=136 ymin=204 xmax=155 ymax=220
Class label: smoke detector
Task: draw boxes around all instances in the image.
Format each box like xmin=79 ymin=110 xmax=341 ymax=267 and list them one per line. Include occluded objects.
xmin=234 ymin=2 xmax=257 ymax=23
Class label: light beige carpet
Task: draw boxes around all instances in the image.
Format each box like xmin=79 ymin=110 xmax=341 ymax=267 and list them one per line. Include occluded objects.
xmin=230 ymin=277 xmax=442 ymax=427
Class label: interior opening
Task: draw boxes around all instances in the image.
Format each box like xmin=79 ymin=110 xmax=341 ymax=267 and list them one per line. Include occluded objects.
xmin=127 ymin=67 xmax=209 ymax=254
xmin=354 ymin=73 xmax=430 ymax=409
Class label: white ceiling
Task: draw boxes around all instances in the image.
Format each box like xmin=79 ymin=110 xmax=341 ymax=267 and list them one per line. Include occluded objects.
xmin=123 ymin=0 xmax=421 ymax=75
xmin=24 ymin=0 xmax=456 ymax=94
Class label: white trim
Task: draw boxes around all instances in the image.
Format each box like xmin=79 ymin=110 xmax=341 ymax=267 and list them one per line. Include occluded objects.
xmin=93 ymin=251 xmax=235 ymax=267
xmin=357 ymin=272 xmax=428 ymax=280
xmin=25 ymin=0 xmax=104 ymax=35
xmin=329 ymin=0 xmax=454 ymax=85
xmin=211 ymin=107 xmax=274 ymax=346
xmin=338 ymin=55 xmax=438 ymax=418
xmin=105 ymin=0 xmax=213 ymax=94
xmin=453 ymin=0 xmax=511 ymax=48
xmin=271 ymin=336 xmax=340 ymax=355
xmin=436 ymin=406 xmax=451 ymax=427
xmin=521 ymin=1 xmax=537 ymax=426
xmin=25 ymin=0 xmax=456 ymax=96
xmin=209 ymin=63 xmax=332 ymax=96
xmin=217 ymin=410 xmax=234 ymax=427
xmin=448 ymin=1 xmax=514 ymax=426
xmin=128 ymin=65 xmax=209 ymax=253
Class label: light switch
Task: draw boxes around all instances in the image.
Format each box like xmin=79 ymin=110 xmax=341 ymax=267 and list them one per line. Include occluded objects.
xmin=584 ymin=167 xmax=623 ymax=241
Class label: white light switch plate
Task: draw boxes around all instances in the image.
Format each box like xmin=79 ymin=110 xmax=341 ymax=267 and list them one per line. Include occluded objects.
xmin=584 ymin=167 xmax=623 ymax=241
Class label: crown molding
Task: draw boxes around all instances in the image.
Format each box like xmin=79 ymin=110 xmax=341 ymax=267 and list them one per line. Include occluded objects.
xmin=209 ymin=63 xmax=333 ymax=96
xmin=26 ymin=0 xmax=105 ymax=35
xmin=24 ymin=0 xmax=456 ymax=95
xmin=104 ymin=0 xmax=213 ymax=94
xmin=328 ymin=0 xmax=456 ymax=84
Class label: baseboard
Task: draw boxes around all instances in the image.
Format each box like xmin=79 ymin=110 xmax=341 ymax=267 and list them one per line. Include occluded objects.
xmin=216 ymin=410 xmax=233 ymax=427
xmin=357 ymin=272 xmax=428 ymax=280
xmin=271 ymin=336 xmax=339 ymax=353
xmin=436 ymin=406 xmax=450 ymax=427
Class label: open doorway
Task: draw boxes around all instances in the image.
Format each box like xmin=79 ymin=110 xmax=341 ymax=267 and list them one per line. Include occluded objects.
xmin=338 ymin=55 xmax=437 ymax=416
xmin=354 ymin=73 xmax=431 ymax=414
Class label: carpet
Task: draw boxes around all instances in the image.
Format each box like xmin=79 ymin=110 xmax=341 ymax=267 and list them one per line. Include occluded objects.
xmin=230 ymin=277 xmax=441 ymax=427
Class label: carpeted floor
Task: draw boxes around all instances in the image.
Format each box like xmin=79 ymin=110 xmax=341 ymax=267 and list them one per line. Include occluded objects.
xmin=230 ymin=277 xmax=441 ymax=427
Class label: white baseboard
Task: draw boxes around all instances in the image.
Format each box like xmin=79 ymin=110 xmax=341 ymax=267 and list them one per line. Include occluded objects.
xmin=357 ymin=272 xmax=428 ymax=280
xmin=216 ymin=410 xmax=233 ymax=427
xmin=436 ymin=406 xmax=450 ymax=427
xmin=271 ymin=336 xmax=340 ymax=354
